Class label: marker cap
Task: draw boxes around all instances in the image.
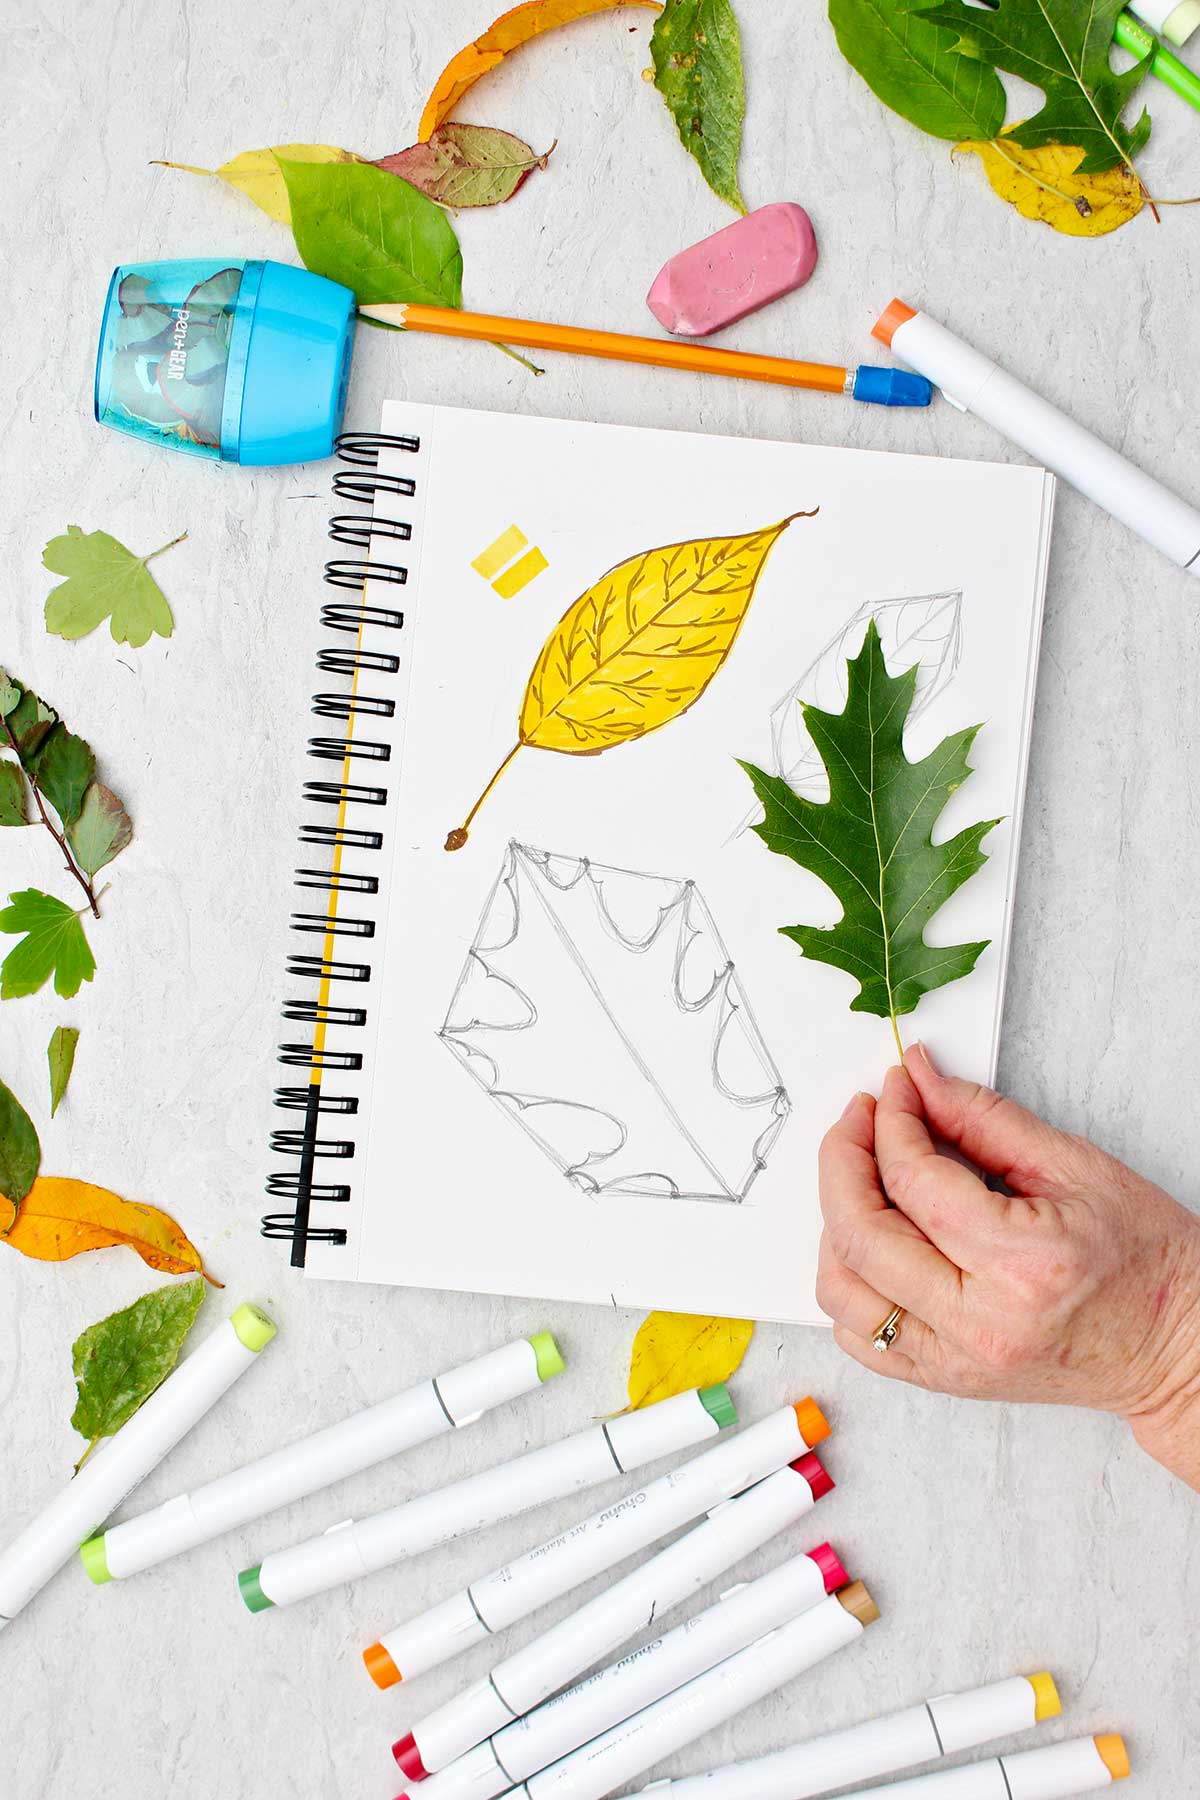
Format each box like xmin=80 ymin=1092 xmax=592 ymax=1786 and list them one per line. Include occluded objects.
xmin=1095 ymin=1734 xmax=1130 ymax=1780
xmin=872 ymin=298 xmax=917 ymax=349
xmin=835 ymin=1579 xmax=879 ymax=1626
xmin=364 ymin=1640 xmax=402 ymax=1689
xmin=791 ymin=1450 xmax=834 ymax=1501
xmin=230 ymin=1304 xmax=277 ymax=1353
xmin=793 ymin=1396 xmax=830 ymax=1448
xmin=238 ymin=1563 xmax=274 ymax=1612
xmin=807 ymin=1541 xmax=848 ymax=1593
xmin=79 ymin=1534 xmax=111 ymax=1585
xmin=528 ymin=1332 xmax=565 ymax=1382
xmin=698 ymin=1383 xmax=737 ymax=1430
xmin=1027 ymin=1671 xmax=1062 ymax=1721
xmin=393 ymin=1733 xmax=429 ymax=1781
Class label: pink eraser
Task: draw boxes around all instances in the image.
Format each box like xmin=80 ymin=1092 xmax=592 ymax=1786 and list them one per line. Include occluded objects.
xmin=646 ymin=202 xmax=818 ymax=338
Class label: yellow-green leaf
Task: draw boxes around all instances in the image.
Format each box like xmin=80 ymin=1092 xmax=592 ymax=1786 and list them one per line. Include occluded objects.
xmin=152 ymin=144 xmax=358 ymax=224
xmin=627 ymin=1310 xmax=754 ymax=1410
xmin=955 ymin=136 xmax=1143 ymax=236
xmin=71 ymin=1280 xmax=205 ymax=1461
xmin=446 ymin=512 xmax=809 ymax=848
xmin=47 ymin=1025 xmax=80 ymax=1117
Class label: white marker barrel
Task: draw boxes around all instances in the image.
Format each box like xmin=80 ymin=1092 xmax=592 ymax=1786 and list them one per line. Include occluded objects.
xmin=512 ymin=1584 xmax=877 ymax=1800
xmin=624 ymin=1672 xmax=1061 ymax=1798
xmin=84 ymin=1334 xmax=563 ymax=1582
xmin=242 ymin=1384 xmax=735 ymax=1612
xmin=876 ymin=300 xmax=1200 ymax=575
xmin=392 ymin=1455 xmax=834 ymax=1780
xmin=830 ymin=1733 xmax=1130 ymax=1797
xmin=407 ymin=1545 xmax=847 ymax=1800
xmin=0 ymin=1304 xmax=276 ymax=1629
xmin=367 ymin=1399 xmax=831 ymax=1691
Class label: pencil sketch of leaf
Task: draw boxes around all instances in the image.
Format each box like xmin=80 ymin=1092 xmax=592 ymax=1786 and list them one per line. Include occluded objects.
xmin=729 ymin=590 xmax=962 ymax=840
xmin=446 ymin=511 xmax=815 ymax=849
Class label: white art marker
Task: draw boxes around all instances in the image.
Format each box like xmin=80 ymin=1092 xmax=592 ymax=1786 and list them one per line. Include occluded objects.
xmin=366 ymin=1398 xmax=831 ymax=1691
xmin=402 ymin=1545 xmax=848 ymax=1800
xmin=490 ymin=1583 xmax=878 ymax=1800
xmin=0 ymin=1303 xmax=276 ymax=1631
xmin=80 ymin=1333 xmax=564 ymax=1584
xmin=626 ymin=1672 xmax=1063 ymax=1799
xmin=828 ymin=1733 xmax=1131 ymax=1798
xmin=240 ymin=1383 xmax=735 ymax=1611
xmin=874 ymin=299 xmax=1200 ymax=576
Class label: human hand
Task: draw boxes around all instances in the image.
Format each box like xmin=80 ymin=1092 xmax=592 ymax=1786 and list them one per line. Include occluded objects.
xmin=816 ymin=1043 xmax=1200 ymax=1489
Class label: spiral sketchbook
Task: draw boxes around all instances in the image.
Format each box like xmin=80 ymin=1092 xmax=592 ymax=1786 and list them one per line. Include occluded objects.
xmin=267 ymin=400 xmax=1054 ymax=1326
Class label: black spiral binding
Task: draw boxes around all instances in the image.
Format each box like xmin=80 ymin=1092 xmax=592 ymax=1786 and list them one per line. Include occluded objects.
xmin=264 ymin=430 xmax=420 ymax=1265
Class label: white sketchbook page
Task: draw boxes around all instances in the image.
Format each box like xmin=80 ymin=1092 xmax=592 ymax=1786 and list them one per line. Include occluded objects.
xmin=338 ymin=402 xmax=1051 ymax=1326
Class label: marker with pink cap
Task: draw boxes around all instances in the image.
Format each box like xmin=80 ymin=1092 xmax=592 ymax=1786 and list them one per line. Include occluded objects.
xmin=397 ymin=1545 xmax=849 ymax=1800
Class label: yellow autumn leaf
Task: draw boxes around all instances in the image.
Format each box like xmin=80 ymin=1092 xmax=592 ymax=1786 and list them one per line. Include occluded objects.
xmin=1 ymin=1175 xmax=218 ymax=1283
xmin=956 ymin=137 xmax=1143 ymax=238
xmin=152 ymin=144 xmax=358 ymax=224
xmin=627 ymin=1311 xmax=754 ymax=1411
xmin=446 ymin=511 xmax=811 ymax=848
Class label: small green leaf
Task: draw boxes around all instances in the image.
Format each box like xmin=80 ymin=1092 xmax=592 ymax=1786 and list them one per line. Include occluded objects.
xmin=651 ymin=0 xmax=747 ymax=213
xmin=828 ymin=0 xmax=1006 ymax=143
xmin=27 ymin=726 xmax=96 ymax=829
xmin=374 ymin=126 xmax=551 ymax=209
xmin=0 ymin=1074 xmax=40 ymax=1212
xmin=70 ymin=1280 xmax=205 ymax=1454
xmin=67 ymin=782 xmax=133 ymax=876
xmin=279 ymin=155 xmax=464 ymax=307
xmin=43 ymin=524 xmax=184 ymax=648
xmin=47 ymin=1025 xmax=80 ymax=1117
xmin=0 ymin=761 xmax=29 ymax=827
xmin=0 ymin=889 xmax=97 ymax=1000
xmin=740 ymin=619 xmax=999 ymax=1037
xmin=0 ymin=671 xmax=20 ymax=716
xmin=1 ymin=680 xmax=57 ymax=762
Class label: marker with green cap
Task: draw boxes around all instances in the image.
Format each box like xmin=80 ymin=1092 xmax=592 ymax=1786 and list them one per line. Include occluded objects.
xmin=81 ymin=1333 xmax=564 ymax=1586
xmin=238 ymin=1383 xmax=736 ymax=1613
xmin=0 ymin=1303 xmax=276 ymax=1631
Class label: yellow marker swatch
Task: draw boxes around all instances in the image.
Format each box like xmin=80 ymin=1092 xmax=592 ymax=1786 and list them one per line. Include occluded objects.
xmin=493 ymin=546 xmax=549 ymax=598
xmin=472 ymin=525 xmax=528 ymax=580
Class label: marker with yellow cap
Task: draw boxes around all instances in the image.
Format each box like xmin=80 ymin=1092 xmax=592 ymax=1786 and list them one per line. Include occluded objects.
xmin=628 ymin=1673 xmax=1064 ymax=1799
xmin=365 ymin=1399 xmax=830 ymax=1694
xmin=79 ymin=1333 xmax=563 ymax=1585
xmin=0 ymin=1303 xmax=276 ymax=1630
xmin=826 ymin=1733 xmax=1130 ymax=1798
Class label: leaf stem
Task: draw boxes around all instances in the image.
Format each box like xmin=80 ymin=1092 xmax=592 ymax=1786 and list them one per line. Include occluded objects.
xmin=0 ymin=718 xmax=99 ymax=917
xmin=73 ymin=1437 xmax=100 ymax=1475
xmin=889 ymin=1009 xmax=906 ymax=1064
xmin=491 ymin=343 xmax=545 ymax=376
xmin=143 ymin=530 xmax=189 ymax=565
xmin=445 ymin=743 xmax=523 ymax=851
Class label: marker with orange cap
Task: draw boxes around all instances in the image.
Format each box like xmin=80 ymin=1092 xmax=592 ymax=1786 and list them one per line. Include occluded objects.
xmin=874 ymin=298 xmax=1200 ymax=575
xmin=402 ymin=1545 xmax=849 ymax=1800
xmin=364 ymin=1398 xmax=830 ymax=1694
xmin=828 ymin=1733 xmax=1130 ymax=1797
xmin=629 ymin=1673 xmax=1064 ymax=1799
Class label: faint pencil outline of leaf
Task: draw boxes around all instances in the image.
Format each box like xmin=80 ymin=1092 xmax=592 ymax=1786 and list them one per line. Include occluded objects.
xmin=728 ymin=589 xmax=963 ymax=841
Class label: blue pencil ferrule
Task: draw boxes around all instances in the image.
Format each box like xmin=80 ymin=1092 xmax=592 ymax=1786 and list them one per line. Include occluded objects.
xmin=852 ymin=365 xmax=933 ymax=407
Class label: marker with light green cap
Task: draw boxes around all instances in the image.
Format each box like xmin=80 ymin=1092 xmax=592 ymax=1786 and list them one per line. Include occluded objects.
xmin=81 ymin=1333 xmax=564 ymax=1586
xmin=0 ymin=1302 xmax=276 ymax=1630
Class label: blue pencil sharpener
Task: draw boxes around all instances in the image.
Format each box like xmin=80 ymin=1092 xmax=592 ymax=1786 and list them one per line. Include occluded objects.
xmin=94 ymin=258 xmax=356 ymax=466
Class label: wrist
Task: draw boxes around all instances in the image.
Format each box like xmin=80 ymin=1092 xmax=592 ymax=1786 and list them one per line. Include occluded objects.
xmin=1125 ymin=1209 xmax=1200 ymax=1490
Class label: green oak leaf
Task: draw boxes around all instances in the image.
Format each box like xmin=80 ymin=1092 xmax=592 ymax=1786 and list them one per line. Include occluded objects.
xmin=923 ymin=0 xmax=1151 ymax=173
xmin=67 ymin=781 xmax=133 ymax=876
xmin=0 ymin=889 xmax=97 ymax=1000
xmin=70 ymin=1280 xmax=205 ymax=1461
xmin=0 ymin=761 xmax=29 ymax=827
xmin=0 ymin=1074 xmax=40 ymax=1214
xmin=828 ymin=0 xmax=1006 ymax=142
xmin=47 ymin=1025 xmax=80 ymax=1117
xmin=27 ymin=726 xmax=96 ymax=829
xmin=651 ymin=0 xmax=747 ymax=213
xmin=740 ymin=619 xmax=999 ymax=1043
xmin=280 ymin=157 xmax=464 ymax=308
xmin=43 ymin=525 xmax=185 ymax=648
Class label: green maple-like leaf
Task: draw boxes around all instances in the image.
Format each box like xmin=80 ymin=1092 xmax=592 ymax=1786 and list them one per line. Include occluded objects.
xmin=71 ymin=1280 xmax=205 ymax=1460
xmin=924 ymin=0 xmax=1152 ymax=174
xmin=0 ymin=889 xmax=96 ymax=1000
xmin=42 ymin=524 xmax=185 ymax=648
xmin=740 ymin=619 xmax=999 ymax=1037
xmin=651 ymin=0 xmax=747 ymax=213
xmin=828 ymin=0 xmax=1006 ymax=143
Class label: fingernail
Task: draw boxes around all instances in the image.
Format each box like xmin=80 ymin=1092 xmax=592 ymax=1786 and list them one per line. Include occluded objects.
xmin=840 ymin=1094 xmax=859 ymax=1119
xmin=913 ymin=1040 xmax=940 ymax=1074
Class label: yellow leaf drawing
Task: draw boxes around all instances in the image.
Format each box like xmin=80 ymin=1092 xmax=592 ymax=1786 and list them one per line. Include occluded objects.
xmin=955 ymin=137 xmax=1143 ymax=238
xmin=446 ymin=511 xmax=812 ymax=849
xmin=627 ymin=1311 xmax=754 ymax=1411
xmin=152 ymin=144 xmax=358 ymax=224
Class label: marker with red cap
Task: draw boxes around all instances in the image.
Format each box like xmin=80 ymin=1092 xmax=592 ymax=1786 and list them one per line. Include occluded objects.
xmin=397 ymin=1544 xmax=847 ymax=1800
xmin=364 ymin=1399 xmax=830 ymax=1694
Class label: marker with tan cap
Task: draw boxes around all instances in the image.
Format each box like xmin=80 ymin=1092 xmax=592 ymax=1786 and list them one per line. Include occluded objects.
xmin=628 ymin=1672 xmax=1063 ymax=1798
xmin=365 ymin=1399 xmax=830 ymax=1691
xmin=0 ymin=1303 xmax=276 ymax=1630
xmin=828 ymin=1733 xmax=1130 ymax=1797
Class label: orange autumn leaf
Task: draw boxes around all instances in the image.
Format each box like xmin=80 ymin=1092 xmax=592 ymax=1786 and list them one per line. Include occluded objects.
xmin=419 ymin=0 xmax=661 ymax=141
xmin=1 ymin=1176 xmax=219 ymax=1284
